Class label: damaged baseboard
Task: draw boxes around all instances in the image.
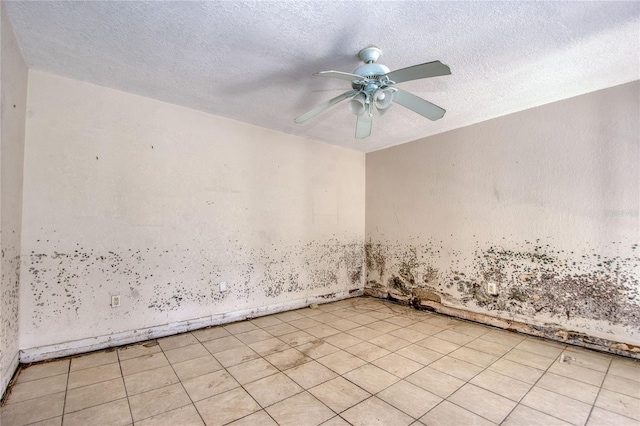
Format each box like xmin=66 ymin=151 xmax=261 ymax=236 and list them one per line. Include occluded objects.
xmin=1 ymin=352 xmax=20 ymax=400
xmin=369 ymin=290 xmax=639 ymax=359
xmin=20 ymin=288 xmax=363 ymax=364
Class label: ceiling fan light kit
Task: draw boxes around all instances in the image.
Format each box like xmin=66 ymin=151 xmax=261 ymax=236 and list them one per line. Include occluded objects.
xmin=294 ymin=46 xmax=451 ymax=139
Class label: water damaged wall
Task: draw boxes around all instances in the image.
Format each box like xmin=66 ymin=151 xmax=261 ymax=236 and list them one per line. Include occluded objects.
xmin=20 ymin=71 xmax=365 ymax=351
xmin=1 ymin=2 xmax=28 ymax=394
xmin=366 ymin=81 xmax=640 ymax=354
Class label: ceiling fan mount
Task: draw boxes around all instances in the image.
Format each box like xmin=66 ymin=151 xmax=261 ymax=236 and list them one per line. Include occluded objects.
xmin=294 ymin=46 xmax=451 ymax=139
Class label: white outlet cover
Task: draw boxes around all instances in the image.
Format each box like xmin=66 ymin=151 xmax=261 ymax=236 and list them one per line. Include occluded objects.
xmin=219 ymin=282 xmax=227 ymax=292
xmin=111 ymin=295 xmax=121 ymax=308
xmin=487 ymin=283 xmax=498 ymax=295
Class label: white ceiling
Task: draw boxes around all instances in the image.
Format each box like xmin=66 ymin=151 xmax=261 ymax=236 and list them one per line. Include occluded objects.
xmin=5 ymin=1 xmax=640 ymax=152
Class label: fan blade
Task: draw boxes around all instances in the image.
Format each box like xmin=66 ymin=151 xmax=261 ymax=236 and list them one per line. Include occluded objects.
xmin=315 ymin=71 xmax=364 ymax=81
xmin=294 ymin=90 xmax=357 ymax=124
xmin=385 ymin=60 xmax=450 ymax=84
xmin=355 ymin=112 xmax=372 ymax=139
xmin=393 ymin=89 xmax=446 ymax=121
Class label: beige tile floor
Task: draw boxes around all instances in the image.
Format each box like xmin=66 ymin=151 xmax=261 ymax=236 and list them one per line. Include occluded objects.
xmin=2 ymin=297 xmax=640 ymax=426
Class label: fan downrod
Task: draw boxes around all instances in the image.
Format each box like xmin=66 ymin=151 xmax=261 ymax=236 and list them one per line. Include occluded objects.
xmin=358 ymin=46 xmax=382 ymax=64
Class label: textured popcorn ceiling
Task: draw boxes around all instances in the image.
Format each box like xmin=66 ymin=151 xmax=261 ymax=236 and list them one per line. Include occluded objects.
xmin=5 ymin=1 xmax=640 ymax=152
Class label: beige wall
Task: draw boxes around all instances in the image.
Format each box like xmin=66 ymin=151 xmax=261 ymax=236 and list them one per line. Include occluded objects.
xmin=20 ymin=71 xmax=365 ymax=351
xmin=366 ymin=81 xmax=640 ymax=346
xmin=1 ymin=2 xmax=28 ymax=394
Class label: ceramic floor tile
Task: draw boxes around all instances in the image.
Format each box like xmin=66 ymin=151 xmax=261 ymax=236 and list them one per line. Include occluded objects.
xmin=428 ymin=355 xmax=483 ymax=381
xmin=263 ymin=323 xmax=300 ymax=336
xmin=448 ymin=383 xmax=517 ymax=424
xmin=284 ymin=360 xmax=338 ymax=389
xmin=350 ymin=314 xmax=379 ymax=325
xmin=249 ymin=337 xmax=291 ymax=356
xmin=69 ymin=350 xmax=119 ymax=372
xmin=488 ymin=358 xmax=545 ymax=384
xmin=266 ymin=391 xmax=335 ymax=426
xmin=396 ymin=345 xmax=443 ymax=366
xmin=347 ymin=326 xmax=383 ymax=341
xmin=608 ymin=359 xmax=640 ymax=381
xmin=289 ymin=317 xmax=322 ymax=330
xmin=309 ymin=376 xmax=370 ymax=413
xmin=24 ymin=416 xmax=62 ymax=426
xmin=172 ymin=355 xmax=223 ymax=381
xmin=406 ymin=322 xmax=444 ymax=336
xmin=192 ymin=326 xmax=231 ymax=342
xmin=464 ymin=338 xmax=512 ymax=357
xmin=273 ymin=310 xmax=306 ymax=322
xmin=116 ymin=341 xmax=161 ymax=361
xmin=62 ymin=398 xmax=132 ymax=426
xmin=195 ymin=387 xmax=261 ymax=426
xmin=64 ymin=377 xmax=126 ymax=413
xmin=224 ymin=321 xmax=259 ymax=335
xmin=371 ymin=353 xmax=423 ymax=378
xmin=561 ymin=348 xmax=612 ymax=372
xmin=250 ymin=315 xmax=285 ymax=328
xmin=367 ymin=320 xmax=402 ymax=334
xmin=377 ymin=380 xmax=442 ymax=418
xmin=136 ymin=404 xmax=204 ymax=426
xmin=405 ymin=367 xmax=465 ymax=398
xmin=164 ymin=343 xmax=209 ymax=364
xmin=4 ymin=374 xmax=67 ymax=404
xmin=157 ymin=333 xmax=199 ymax=351
xmin=228 ymin=409 xmax=278 ymax=425
xmin=448 ymin=346 xmax=498 ymax=368
xmin=479 ymin=329 xmax=525 ymax=348
xmin=536 ymin=372 xmax=600 ymax=404
xmin=469 ymin=369 xmax=532 ymax=402
xmin=123 ymin=365 xmax=179 ymax=395
xmin=323 ymin=333 xmax=364 ymax=349
xmin=182 ymin=369 xmax=239 ymax=402
xmin=202 ymin=335 xmax=245 ymax=354
xmin=235 ymin=329 xmax=274 ymax=344
xmin=244 ymin=372 xmax=303 ymax=407
xmin=296 ymin=340 xmax=341 ymax=359
xmin=547 ymin=360 xmax=606 ymax=387
xmin=502 ymin=405 xmax=572 ymax=426
xmin=119 ymin=351 xmax=169 ymax=376
xmin=432 ymin=329 xmax=476 ymax=346
xmin=389 ymin=328 xmax=427 ymax=343
xmin=213 ymin=344 xmax=260 ymax=368
xmin=67 ymin=362 xmax=122 ymax=389
xmin=420 ymin=400 xmax=496 ymax=426
xmin=305 ymin=324 xmax=341 ymax=339
xmin=515 ymin=338 xmax=565 ymax=358
xmin=385 ymin=316 xmax=418 ymax=327
xmin=15 ymin=359 xmax=69 ymax=383
xmin=265 ymin=347 xmax=312 ymax=370
xmin=341 ymin=396 xmax=414 ymax=426
xmin=343 ymin=364 xmax=399 ymax=394
xmin=1 ymin=391 xmax=65 ymax=426
xmin=128 ymin=383 xmax=191 ymax=422
xmin=319 ymin=415 xmax=351 ymax=426
xmin=416 ymin=336 xmax=460 ymax=355
xmin=521 ymin=386 xmax=592 ymax=425
xmin=503 ymin=348 xmax=556 ymax=370
xmin=595 ymin=388 xmax=640 ymax=420
xmin=450 ymin=323 xmax=489 ymax=338
xmin=227 ymin=357 xmax=279 ymax=385
xmin=587 ymin=406 xmax=639 ymax=426
xmin=278 ymin=330 xmax=317 ymax=346
xmin=317 ymin=350 xmax=367 ymax=375
xmin=344 ymin=341 xmax=390 ymax=362
xmin=328 ymin=319 xmax=361 ymax=331
xmin=602 ymin=373 xmax=640 ymax=398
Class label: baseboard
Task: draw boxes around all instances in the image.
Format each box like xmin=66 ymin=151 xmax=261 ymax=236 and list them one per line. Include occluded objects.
xmin=1 ymin=352 xmax=20 ymax=400
xmin=20 ymin=289 xmax=362 ymax=364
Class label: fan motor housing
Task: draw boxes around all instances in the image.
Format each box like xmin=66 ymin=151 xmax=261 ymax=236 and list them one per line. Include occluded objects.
xmin=352 ymin=63 xmax=390 ymax=79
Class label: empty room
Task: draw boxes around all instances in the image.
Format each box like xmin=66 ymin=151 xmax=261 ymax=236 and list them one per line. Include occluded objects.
xmin=1 ymin=1 xmax=639 ymax=425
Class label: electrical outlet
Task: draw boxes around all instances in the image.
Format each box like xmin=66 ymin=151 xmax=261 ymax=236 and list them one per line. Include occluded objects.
xmin=219 ymin=281 xmax=227 ymax=292
xmin=487 ymin=282 xmax=498 ymax=296
xmin=111 ymin=295 xmax=121 ymax=308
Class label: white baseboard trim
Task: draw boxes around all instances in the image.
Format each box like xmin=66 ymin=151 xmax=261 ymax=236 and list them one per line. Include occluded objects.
xmin=2 ymin=352 xmax=20 ymax=399
xmin=20 ymin=289 xmax=362 ymax=364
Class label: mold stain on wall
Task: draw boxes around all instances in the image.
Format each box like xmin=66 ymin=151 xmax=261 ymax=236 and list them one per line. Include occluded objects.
xmin=365 ymin=238 xmax=640 ymax=340
xmin=24 ymin=234 xmax=364 ymax=332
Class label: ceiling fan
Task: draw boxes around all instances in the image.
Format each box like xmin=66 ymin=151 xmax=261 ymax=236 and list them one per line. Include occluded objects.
xmin=294 ymin=46 xmax=451 ymax=139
